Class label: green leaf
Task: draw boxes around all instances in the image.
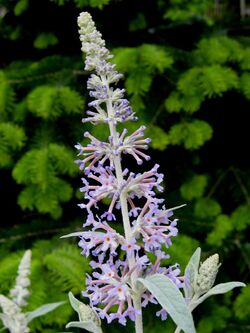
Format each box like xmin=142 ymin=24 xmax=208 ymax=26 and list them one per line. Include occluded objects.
xmin=184 ymin=247 xmax=201 ymax=299
xmin=234 ymin=284 xmax=250 ymax=320
xmin=0 ymin=122 xmax=26 ymax=167
xmin=14 ymin=0 xmax=29 ymax=16
xmin=194 ymin=198 xmax=221 ymax=218
xmin=169 ymin=120 xmax=213 ymax=150
xmin=44 ymin=246 xmax=88 ymax=293
xmin=138 ymin=274 xmax=195 ymax=333
xmin=181 ymin=175 xmax=208 ymax=201
xmin=27 ymin=85 xmax=83 ymax=119
xmin=240 ymin=73 xmax=250 ymax=99
xmin=26 ymin=301 xmax=65 ymax=322
xmin=34 ymin=33 xmax=59 ymax=49
xmin=129 ymin=13 xmax=147 ymax=32
xmin=193 ymin=36 xmax=243 ymax=65
xmin=145 ymin=125 xmax=169 ymax=150
xmin=0 ymin=71 xmax=15 ymax=118
xmin=231 ymin=205 xmax=250 ymax=231
xmin=206 ymin=214 xmax=232 ymax=246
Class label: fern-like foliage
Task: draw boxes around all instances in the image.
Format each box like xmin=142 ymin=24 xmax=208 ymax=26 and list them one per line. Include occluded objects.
xmin=207 ymin=205 xmax=250 ymax=246
xmin=168 ymin=119 xmax=213 ymax=149
xmin=166 ymin=65 xmax=239 ymax=113
xmin=33 ymin=33 xmax=59 ymax=49
xmin=27 ymin=85 xmax=83 ymax=119
xmin=44 ymin=244 xmax=90 ymax=293
xmin=163 ymin=0 xmax=214 ymax=23
xmin=113 ymin=44 xmax=173 ymax=110
xmin=193 ymin=36 xmax=243 ymax=66
xmin=234 ymin=285 xmax=250 ymax=321
xmin=0 ymin=71 xmax=16 ymax=119
xmin=240 ymin=73 xmax=250 ymax=99
xmin=0 ymin=122 xmax=26 ymax=167
xmin=12 ymin=144 xmax=77 ymax=218
xmin=180 ymin=175 xmax=208 ymax=201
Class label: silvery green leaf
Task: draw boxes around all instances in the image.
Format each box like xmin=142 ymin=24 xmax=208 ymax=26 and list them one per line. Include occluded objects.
xmin=66 ymin=321 xmax=102 ymax=333
xmin=138 ymin=274 xmax=195 ymax=333
xmin=68 ymin=292 xmax=101 ymax=328
xmin=61 ymin=231 xmax=104 ymax=239
xmin=60 ymin=231 xmax=85 ymax=238
xmin=190 ymin=282 xmax=246 ymax=310
xmin=26 ymin=301 xmax=65 ymax=322
xmin=68 ymin=291 xmax=83 ymax=315
xmin=184 ymin=247 xmax=201 ymax=299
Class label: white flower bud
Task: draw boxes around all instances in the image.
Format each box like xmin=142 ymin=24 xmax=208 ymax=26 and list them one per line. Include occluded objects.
xmin=9 ymin=250 xmax=31 ymax=307
xmin=196 ymin=253 xmax=220 ymax=295
xmin=0 ymin=295 xmax=30 ymax=333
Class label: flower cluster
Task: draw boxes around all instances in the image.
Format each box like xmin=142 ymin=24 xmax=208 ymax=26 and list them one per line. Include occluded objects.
xmin=76 ymin=12 xmax=183 ymax=326
xmin=0 ymin=250 xmax=31 ymax=333
xmin=10 ymin=250 xmax=31 ymax=307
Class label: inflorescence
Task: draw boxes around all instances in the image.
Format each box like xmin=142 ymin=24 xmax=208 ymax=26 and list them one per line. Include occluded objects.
xmin=76 ymin=12 xmax=183 ymax=326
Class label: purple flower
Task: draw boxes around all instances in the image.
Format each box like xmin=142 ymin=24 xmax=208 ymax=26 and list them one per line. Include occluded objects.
xmin=121 ymin=239 xmax=140 ymax=257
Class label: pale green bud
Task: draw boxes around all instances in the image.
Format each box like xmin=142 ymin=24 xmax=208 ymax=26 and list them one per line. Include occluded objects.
xmin=196 ymin=253 xmax=220 ymax=295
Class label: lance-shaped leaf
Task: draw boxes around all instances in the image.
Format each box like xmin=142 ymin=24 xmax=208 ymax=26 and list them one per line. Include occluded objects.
xmin=61 ymin=231 xmax=104 ymax=238
xmin=61 ymin=231 xmax=85 ymax=238
xmin=26 ymin=301 xmax=65 ymax=322
xmin=184 ymin=247 xmax=201 ymax=299
xmin=190 ymin=281 xmax=246 ymax=310
xmin=138 ymin=274 xmax=195 ymax=333
xmin=67 ymin=292 xmax=102 ymax=333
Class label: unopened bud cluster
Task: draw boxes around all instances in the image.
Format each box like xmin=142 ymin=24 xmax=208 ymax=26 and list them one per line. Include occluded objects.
xmin=196 ymin=254 xmax=220 ymax=295
xmin=10 ymin=250 xmax=31 ymax=307
xmin=0 ymin=250 xmax=31 ymax=333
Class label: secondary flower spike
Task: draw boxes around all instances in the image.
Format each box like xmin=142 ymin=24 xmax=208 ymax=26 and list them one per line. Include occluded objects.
xmin=76 ymin=12 xmax=183 ymax=327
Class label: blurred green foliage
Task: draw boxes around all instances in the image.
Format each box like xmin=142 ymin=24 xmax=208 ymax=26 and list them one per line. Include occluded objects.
xmin=0 ymin=0 xmax=249 ymax=331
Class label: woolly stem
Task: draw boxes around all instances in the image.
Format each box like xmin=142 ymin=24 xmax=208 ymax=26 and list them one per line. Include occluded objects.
xmin=104 ymin=78 xmax=143 ymax=333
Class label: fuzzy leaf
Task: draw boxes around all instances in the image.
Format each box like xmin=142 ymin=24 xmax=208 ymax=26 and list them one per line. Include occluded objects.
xmin=66 ymin=321 xmax=102 ymax=333
xmin=26 ymin=301 xmax=65 ymax=322
xmin=193 ymin=282 xmax=246 ymax=309
xmin=67 ymin=292 xmax=102 ymax=332
xmin=184 ymin=247 xmax=201 ymax=299
xmin=138 ymin=274 xmax=195 ymax=333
